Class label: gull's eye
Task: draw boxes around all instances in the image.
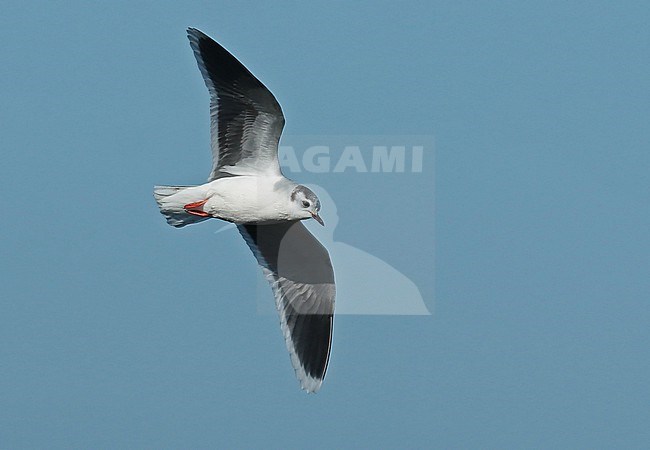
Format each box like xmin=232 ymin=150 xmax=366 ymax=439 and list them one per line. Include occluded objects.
xmin=302 ymin=200 xmax=310 ymax=208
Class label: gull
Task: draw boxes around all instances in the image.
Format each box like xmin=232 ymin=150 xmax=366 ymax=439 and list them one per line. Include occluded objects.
xmin=153 ymin=28 xmax=335 ymax=393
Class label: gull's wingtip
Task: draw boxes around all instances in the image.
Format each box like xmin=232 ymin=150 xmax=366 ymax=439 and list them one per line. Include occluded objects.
xmin=301 ymin=379 xmax=324 ymax=394
xmin=294 ymin=361 xmax=327 ymax=394
xmin=186 ymin=27 xmax=201 ymax=58
xmin=187 ymin=27 xmax=207 ymax=41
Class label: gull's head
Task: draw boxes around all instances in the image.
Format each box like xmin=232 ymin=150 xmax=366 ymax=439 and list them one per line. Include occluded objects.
xmin=290 ymin=185 xmax=324 ymax=226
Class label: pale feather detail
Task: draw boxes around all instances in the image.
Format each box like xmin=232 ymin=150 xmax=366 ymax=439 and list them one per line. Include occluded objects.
xmin=154 ymin=185 xmax=212 ymax=227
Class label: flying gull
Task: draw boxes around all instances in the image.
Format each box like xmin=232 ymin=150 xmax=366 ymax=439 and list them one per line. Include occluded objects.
xmin=154 ymin=28 xmax=335 ymax=393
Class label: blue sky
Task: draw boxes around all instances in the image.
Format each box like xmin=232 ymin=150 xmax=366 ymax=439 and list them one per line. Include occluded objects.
xmin=1 ymin=0 xmax=649 ymax=447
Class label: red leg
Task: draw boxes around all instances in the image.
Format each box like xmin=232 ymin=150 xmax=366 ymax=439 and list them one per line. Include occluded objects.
xmin=184 ymin=198 xmax=210 ymax=217
xmin=186 ymin=210 xmax=210 ymax=217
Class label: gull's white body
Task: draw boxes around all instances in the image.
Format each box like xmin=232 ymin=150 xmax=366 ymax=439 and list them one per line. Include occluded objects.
xmin=158 ymin=175 xmax=297 ymax=224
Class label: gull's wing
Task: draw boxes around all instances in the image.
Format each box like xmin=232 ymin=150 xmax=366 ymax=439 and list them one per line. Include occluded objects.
xmin=187 ymin=28 xmax=285 ymax=180
xmin=238 ymin=221 xmax=335 ymax=393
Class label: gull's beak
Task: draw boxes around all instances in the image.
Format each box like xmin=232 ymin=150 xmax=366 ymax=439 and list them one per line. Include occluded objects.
xmin=311 ymin=211 xmax=325 ymax=226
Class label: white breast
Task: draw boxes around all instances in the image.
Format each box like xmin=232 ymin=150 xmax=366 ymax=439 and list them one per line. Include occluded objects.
xmin=204 ymin=175 xmax=294 ymax=223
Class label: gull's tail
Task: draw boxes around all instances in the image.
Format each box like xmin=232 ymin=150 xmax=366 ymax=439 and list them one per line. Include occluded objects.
xmin=153 ymin=185 xmax=210 ymax=228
